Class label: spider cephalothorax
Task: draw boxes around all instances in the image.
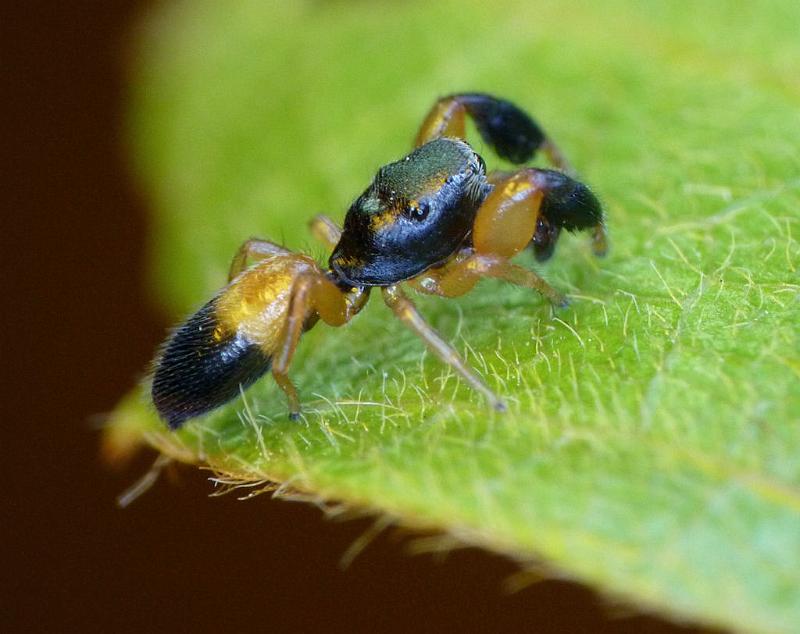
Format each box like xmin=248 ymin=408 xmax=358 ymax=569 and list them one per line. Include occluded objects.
xmin=330 ymin=138 xmax=491 ymax=285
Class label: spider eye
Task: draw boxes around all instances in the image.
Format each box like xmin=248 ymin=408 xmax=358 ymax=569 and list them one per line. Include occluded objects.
xmin=407 ymin=200 xmax=430 ymax=221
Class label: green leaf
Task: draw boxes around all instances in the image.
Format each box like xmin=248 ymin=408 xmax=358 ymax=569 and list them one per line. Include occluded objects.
xmin=113 ymin=1 xmax=800 ymax=631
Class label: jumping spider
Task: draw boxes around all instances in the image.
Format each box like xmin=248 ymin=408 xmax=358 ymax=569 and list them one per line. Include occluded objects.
xmin=152 ymin=93 xmax=607 ymax=429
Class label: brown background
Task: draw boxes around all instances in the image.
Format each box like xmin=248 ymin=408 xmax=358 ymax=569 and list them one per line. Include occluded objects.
xmin=3 ymin=3 xmax=713 ymax=632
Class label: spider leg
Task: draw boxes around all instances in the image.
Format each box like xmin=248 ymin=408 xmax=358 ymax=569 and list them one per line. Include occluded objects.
xmin=410 ymin=168 xmax=604 ymax=304
xmin=415 ymin=93 xmax=574 ymax=174
xmin=382 ymin=285 xmax=506 ymax=412
xmin=591 ymin=224 xmax=609 ymax=257
xmin=486 ymin=169 xmax=514 ymax=185
xmin=474 ymin=168 xmax=605 ymax=264
xmin=309 ymin=214 xmax=342 ymax=250
xmin=229 ymin=238 xmax=291 ymax=281
xmin=272 ymin=272 xmax=352 ymax=419
xmin=411 ymin=249 xmax=567 ymax=308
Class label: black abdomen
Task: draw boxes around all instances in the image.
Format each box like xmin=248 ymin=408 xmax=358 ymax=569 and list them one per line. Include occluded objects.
xmin=151 ymin=299 xmax=272 ymax=429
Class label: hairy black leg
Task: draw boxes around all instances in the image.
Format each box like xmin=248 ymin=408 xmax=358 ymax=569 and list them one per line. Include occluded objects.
xmin=531 ymin=217 xmax=562 ymax=262
xmin=533 ymin=169 xmax=606 ymax=259
xmin=416 ymin=93 xmax=574 ymax=173
xmin=457 ymin=93 xmax=548 ymax=164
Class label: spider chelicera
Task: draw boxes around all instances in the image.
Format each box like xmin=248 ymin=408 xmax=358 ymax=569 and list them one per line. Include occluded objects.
xmin=151 ymin=93 xmax=607 ymax=429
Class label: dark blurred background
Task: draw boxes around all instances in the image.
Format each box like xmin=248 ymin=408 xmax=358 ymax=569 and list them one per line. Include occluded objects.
xmin=3 ymin=3 xmax=713 ymax=632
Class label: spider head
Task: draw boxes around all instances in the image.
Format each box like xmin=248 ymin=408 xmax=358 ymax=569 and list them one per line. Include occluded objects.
xmin=330 ymin=138 xmax=490 ymax=286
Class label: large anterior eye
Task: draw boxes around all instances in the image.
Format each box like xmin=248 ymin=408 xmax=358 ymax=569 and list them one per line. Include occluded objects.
xmin=406 ymin=200 xmax=430 ymax=221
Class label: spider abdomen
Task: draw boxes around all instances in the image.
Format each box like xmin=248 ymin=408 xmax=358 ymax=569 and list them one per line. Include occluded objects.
xmin=151 ymin=254 xmax=320 ymax=429
xmin=151 ymin=299 xmax=273 ymax=429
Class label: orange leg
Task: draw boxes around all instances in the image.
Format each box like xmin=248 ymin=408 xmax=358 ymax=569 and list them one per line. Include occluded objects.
xmin=309 ymin=214 xmax=342 ymax=250
xmin=540 ymin=140 xmax=574 ymax=176
xmin=592 ymin=224 xmax=609 ymax=257
xmin=411 ymin=249 xmax=567 ymax=308
xmin=414 ymin=93 xmax=575 ymax=173
xmin=475 ymin=167 xmax=605 ymax=260
xmin=415 ymin=97 xmax=467 ymax=147
xmin=272 ymin=272 xmax=352 ymax=419
xmin=228 ymin=238 xmax=291 ymax=281
xmin=472 ymin=170 xmax=548 ymax=259
xmin=382 ymin=285 xmax=506 ymax=412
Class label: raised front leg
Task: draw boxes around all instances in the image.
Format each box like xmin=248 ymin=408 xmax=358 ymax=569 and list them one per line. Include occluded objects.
xmin=382 ymin=285 xmax=506 ymax=412
xmin=229 ymin=238 xmax=291 ymax=281
xmin=474 ymin=168 xmax=605 ymax=263
xmin=415 ymin=93 xmax=574 ymax=173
